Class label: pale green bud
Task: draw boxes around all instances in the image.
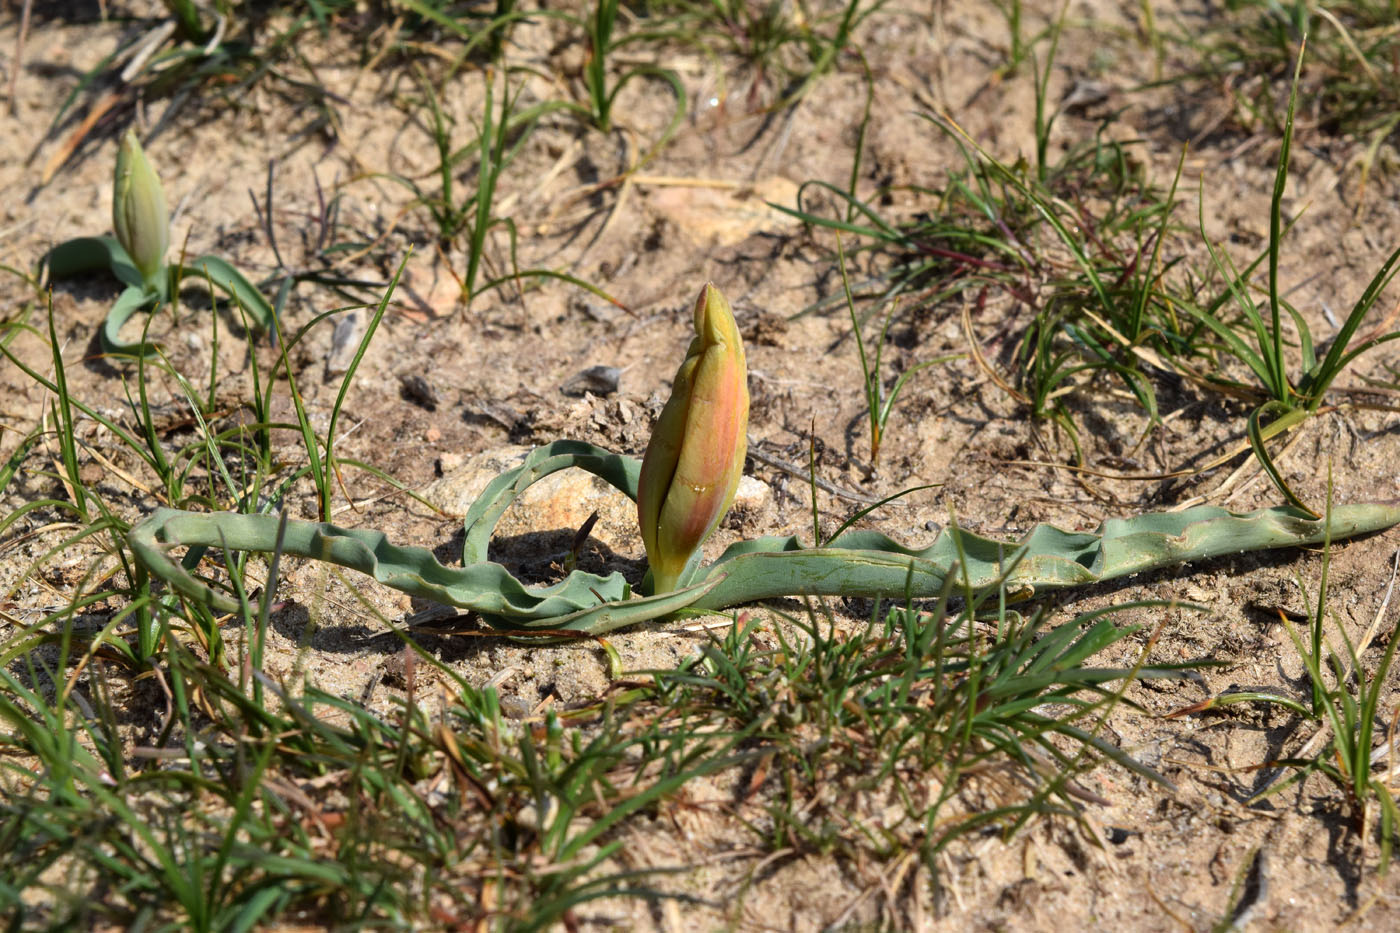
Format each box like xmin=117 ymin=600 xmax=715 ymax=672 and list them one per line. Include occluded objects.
xmin=113 ymin=129 xmax=169 ymax=291
xmin=637 ymin=283 xmax=749 ymax=594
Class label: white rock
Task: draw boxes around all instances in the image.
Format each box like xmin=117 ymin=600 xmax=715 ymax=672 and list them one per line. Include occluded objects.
xmin=426 ymin=445 xmax=640 ymax=551
xmin=734 ymin=474 xmax=772 ymax=511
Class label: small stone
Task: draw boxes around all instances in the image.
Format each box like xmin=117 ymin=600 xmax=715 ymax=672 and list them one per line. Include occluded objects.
xmin=734 ymin=475 xmax=772 ymax=511
xmin=425 ymin=426 xmax=441 ymax=443
xmin=437 ymin=451 xmax=466 ymax=474
xmin=425 ymin=445 xmax=535 ymax=516
xmin=562 ymin=365 xmax=621 ymax=397
xmin=399 ymin=373 xmax=440 ymax=411
xmin=324 ymin=310 xmax=362 ymax=379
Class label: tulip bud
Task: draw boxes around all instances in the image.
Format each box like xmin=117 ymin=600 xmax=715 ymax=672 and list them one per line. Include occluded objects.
xmin=112 ymin=129 xmax=169 ymax=292
xmin=638 ymin=282 xmax=749 ymax=593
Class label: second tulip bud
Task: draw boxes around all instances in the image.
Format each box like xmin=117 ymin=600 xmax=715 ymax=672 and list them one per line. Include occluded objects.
xmin=113 ymin=128 xmax=170 ymax=294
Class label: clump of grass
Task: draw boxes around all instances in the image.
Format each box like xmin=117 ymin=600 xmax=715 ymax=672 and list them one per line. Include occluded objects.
xmin=1182 ymin=2 xmax=1400 ymax=173
xmin=0 ymin=610 xmax=739 ymax=928
xmin=646 ymin=0 xmax=881 ymax=110
xmin=783 ymin=109 xmax=1188 ymax=459
xmin=389 ymin=67 xmax=587 ymax=308
xmin=769 ymin=1 xmax=1207 ymax=463
xmin=1178 ymin=47 xmax=1400 ymax=513
xmin=381 ymin=61 xmax=628 ymax=311
xmin=574 ymin=0 xmax=687 ymax=139
xmin=1171 ymin=490 xmax=1400 ymax=875
xmin=782 ymin=20 xmax=1400 ymax=501
xmin=641 ymin=579 xmax=1195 ymax=892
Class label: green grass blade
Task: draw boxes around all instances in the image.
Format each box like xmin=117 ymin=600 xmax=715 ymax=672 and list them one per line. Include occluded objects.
xmin=1246 ymin=403 xmax=1316 ymax=517
xmin=188 ymin=256 xmax=276 ymax=332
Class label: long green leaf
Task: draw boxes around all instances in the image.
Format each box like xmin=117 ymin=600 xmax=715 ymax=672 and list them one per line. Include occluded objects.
xmin=128 ymin=441 xmax=1400 ymax=635
xmin=44 ymin=235 xmax=143 ymax=290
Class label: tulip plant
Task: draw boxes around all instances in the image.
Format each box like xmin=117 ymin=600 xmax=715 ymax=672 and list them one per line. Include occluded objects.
xmin=129 ymin=283 xmax=1400 ymax=637
xmin=44 ymin=128 xmax=274 ymax=357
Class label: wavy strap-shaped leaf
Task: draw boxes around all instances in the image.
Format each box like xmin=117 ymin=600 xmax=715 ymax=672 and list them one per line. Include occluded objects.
xmin=691 ymin=503 xmax=1400 ymax=607
xmin=461 ymin=440 xmax=639 ymax=565
xmin=129 ymin=444 xmax=1400 ymax=633
xmin=100 ymin=285 xmax=162 ymax=357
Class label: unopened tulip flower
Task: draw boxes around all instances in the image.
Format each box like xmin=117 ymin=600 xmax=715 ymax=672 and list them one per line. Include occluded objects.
xmin=638 ymin=282 xmax=749 ymax=593
xmin=112 ymin=129 xmax=169 ymax=293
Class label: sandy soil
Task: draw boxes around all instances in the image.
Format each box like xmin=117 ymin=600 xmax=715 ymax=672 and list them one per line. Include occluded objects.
xmin=5 ymin=0 xmax=1400 ymax=928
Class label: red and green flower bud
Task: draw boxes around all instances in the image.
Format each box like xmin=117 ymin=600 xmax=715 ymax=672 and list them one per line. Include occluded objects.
xmin=113 ymin=129 xmax=169 ymax=292
xmin=637 ymin=282 xmax=749 ymax=593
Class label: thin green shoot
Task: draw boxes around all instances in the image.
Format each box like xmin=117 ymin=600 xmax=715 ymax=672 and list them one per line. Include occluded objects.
xmin=835 ymin=236 xmax=960 ymax=468
xmin=45 ymin=296 xmax=86 ymax=520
